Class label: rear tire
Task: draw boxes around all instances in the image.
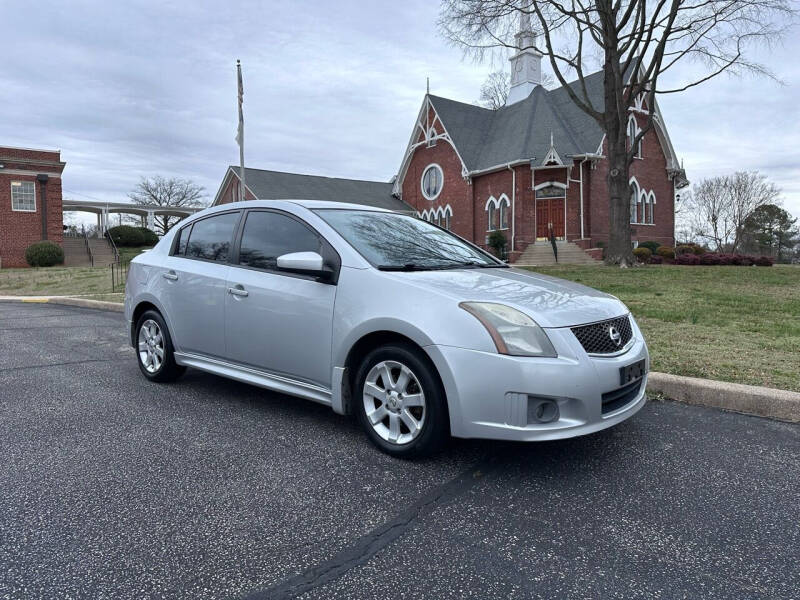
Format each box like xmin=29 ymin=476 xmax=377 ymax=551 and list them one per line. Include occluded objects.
xmin=355 ymin=343 xmax=448 ymax=458
xmin=135 ymin=310 xmax=185 ymax=383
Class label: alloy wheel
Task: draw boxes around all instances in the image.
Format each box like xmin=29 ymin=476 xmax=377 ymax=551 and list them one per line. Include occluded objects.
xmin=362 ymin=360 xmax=426 ymax=445
xmin=138 ymin=319 xmax=164 ymax=374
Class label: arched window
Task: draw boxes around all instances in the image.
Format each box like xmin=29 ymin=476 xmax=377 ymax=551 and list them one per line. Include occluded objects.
xmin=498 ymin=195 xmax=510 ymax=229
xmin=421 ymin=164 xmax=443 ymax=200
xmin=487 ymin=202 xmax=496 ymax=231
xmin=628 ymin=116 xmax=642 ymax=158
xmin=638 ymin=191 xmax=646 ymax=225
xmin=647 ymin=191 xmax=656 ymax=224
xmin=442 ymin=205 xmax=453 ymax=230
xmin=630 ymin=180 xmax=639 ymax=224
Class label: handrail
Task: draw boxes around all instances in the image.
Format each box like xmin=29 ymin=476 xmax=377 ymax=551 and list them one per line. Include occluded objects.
xmin=105 ymin=230 xmax=119 ymax=262
xmin=81 ymin=225 xmax=94 ymax=267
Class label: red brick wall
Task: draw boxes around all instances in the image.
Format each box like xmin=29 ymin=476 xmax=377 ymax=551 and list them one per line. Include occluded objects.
xmin=216 ymin=172 xmax=257 ymax=205
xmin=587 ymin=120 xmax=675 ymax=248
xmin=0 ymin=147 xmax=65 ymax=268
xmin=401 ymin=139 xmax=473 ymax=241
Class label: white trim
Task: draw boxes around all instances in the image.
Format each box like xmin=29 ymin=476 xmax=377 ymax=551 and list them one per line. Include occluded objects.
xmin=533 ymin=181 xmax=567 ymax=191
xmin=392 ymin=96 xmax=470 ymax=197
xmin=542 ymin=146 xmax=563 ymax=166
xmin=10 ymin=180 xmax=36 ymax=212
xmin=484 ymin=195 xmax=499 ymax=210
xmin=418 ymin=204 xmax=453 ymax=229
xmin=0 ymin=169 xmax=62 ymax=178
xmin=420 ymin=163 xmax=444 ymax=201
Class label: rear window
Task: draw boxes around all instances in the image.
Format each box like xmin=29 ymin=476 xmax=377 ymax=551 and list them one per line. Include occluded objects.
xmin=185 ymin=212 xmax=240 ymax=262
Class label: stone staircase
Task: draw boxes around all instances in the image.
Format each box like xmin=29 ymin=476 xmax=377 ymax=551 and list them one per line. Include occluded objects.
xmin=62 ymin=237 xmax=118 ymax=268
xmin=514 ymin=241 xmax=600 ymax=266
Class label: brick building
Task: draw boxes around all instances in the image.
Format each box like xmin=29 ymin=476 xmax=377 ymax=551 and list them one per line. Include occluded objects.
xmin=215 ymin=21 xmax=687 ymax=262
xmin=0 ymin=146 xmax=65 ymax=268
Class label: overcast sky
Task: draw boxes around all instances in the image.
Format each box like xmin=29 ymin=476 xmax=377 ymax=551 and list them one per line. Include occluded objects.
xmin=2 ymin=0 xmax=798 ymax=223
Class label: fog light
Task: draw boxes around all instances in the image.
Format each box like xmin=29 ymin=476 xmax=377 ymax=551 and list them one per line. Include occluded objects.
xmin=528 ymin=398 xmax=559 ymax=424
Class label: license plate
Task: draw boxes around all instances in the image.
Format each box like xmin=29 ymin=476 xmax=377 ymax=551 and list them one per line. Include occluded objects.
xmin=620 ymin=359 xmax=646 ymax=385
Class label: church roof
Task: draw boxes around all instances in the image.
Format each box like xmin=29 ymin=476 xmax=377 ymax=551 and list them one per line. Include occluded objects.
xmin=230 ymin=167 xmax=411 ymax=212
xmin=429 ymin=69 xmax=606 ymax=172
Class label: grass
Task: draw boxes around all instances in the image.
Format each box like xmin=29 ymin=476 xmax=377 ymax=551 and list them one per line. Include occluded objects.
xmin=0 ymin=246 xmax=146 ymax=297
xmin=522 ymin=264 xmax=800 ymax=392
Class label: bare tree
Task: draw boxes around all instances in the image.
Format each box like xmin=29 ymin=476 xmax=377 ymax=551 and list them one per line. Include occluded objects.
xmin=129 ymin=176 xmax=206 ymax=235
xmin=440 ymin=0 xmax=795 ymax=266
xmin=686 ymin=171 xmax=780 ymax=252
xmin=479 ymin=70 xmax=511 ymax=108
xmin=479 ymin=69 xmax=555 ymax=108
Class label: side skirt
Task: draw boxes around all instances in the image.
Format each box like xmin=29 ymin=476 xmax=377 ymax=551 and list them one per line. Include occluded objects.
xmin=174 ymin=352 xmax=333 ymax=406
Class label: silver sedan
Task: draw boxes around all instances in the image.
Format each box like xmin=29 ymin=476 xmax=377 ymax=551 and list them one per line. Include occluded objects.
xmin=124 ymin=200 xmax=649 ymax=457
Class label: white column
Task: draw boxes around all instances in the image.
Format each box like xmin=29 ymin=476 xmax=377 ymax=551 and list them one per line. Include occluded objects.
xmin=146 ymin=211 xmax=155 ymax=230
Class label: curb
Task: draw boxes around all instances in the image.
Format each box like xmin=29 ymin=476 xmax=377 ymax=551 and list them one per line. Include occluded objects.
xmin=647 ymin=372 xmax=800 ymax=423
xmin=0 ymin=296 xmax=124 ymax=313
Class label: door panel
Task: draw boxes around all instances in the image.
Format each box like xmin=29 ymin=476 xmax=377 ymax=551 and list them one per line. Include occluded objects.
xmin=536 ymin=200 xmax=549 ymax=238
xmin=224 ymin=268 xmax=336 ymax=386
xmin=159 ymin=256 xmax=230 ymax=357
xmin=551 ymin=198 xmax=565 ymax=238
xmin=224 ymin=210 xmax=337 ymax=387
xmin=156 ymin=211 xmax=240 ymax=358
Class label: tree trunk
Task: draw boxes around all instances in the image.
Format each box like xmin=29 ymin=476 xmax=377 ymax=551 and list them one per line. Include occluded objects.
xmin=604 ymin=134 xmax=635 ymax=267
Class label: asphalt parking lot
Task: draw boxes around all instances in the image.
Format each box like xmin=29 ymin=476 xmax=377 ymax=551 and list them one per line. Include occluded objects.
xmin=1 ymin=302 xmax=798 ymax=599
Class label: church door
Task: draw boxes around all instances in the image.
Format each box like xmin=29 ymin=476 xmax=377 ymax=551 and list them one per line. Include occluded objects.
xmin=535 ymin=198 xmax=565 ymax=239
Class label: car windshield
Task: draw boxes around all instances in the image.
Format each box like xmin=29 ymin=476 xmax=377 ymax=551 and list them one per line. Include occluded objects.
xmin=315 ymin=209 xmax=505 ymax=270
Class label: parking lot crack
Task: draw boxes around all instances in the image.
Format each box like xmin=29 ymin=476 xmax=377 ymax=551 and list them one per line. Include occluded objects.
xmin=242 ymin=457 xmax=499 ymax=600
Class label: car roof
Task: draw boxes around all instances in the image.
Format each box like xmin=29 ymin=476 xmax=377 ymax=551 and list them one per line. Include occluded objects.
xmin=211 ymin=199 xmax=394 ymax=213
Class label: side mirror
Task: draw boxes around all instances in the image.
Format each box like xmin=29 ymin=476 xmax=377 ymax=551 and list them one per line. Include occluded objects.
xmin=276 ymin=251 xmax=332 ymax=281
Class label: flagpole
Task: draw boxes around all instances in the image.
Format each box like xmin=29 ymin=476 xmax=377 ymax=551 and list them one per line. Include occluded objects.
xmin=236 ymin=59 xmax=246 ymax=202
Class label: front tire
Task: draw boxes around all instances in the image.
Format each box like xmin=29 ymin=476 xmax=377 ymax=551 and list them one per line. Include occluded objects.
xmin=355 ymin=343 xmax=448 ymax=458
xmin=135 ymin=310 xmax=185 ymax=382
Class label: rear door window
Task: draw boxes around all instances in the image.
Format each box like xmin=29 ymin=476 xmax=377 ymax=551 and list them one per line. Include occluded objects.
xmin=185 ymin=212 xmax=240 ymax=262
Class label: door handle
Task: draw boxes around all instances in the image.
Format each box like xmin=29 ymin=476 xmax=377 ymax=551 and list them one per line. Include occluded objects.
xmin=162 ymin=271 xmax=178 ymax=281
xmin=228 ymin=286 xmax=249 ymax=298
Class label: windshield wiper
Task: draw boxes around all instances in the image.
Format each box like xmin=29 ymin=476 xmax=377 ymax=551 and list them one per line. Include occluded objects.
xmin=377 ymin=263 xmax=470 ymax=271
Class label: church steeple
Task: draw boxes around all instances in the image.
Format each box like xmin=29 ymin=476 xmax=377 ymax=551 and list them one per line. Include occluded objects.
xmin=506 ymin=1 xmax=542 ymax=105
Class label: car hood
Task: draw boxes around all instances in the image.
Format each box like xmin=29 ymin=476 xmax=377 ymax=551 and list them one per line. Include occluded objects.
xmin=389 ymin=267 xmax=628 ymax=328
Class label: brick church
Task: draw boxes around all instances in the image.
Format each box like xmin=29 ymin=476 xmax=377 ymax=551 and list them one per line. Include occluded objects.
xmin=215 ymin=20 xmax=687 ymax=262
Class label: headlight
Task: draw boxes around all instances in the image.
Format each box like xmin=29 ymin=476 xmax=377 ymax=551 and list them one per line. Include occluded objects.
xmin=459 ymin=302 xmax=557 ymax=357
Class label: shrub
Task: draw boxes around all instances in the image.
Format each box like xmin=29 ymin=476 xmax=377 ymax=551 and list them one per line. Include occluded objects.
xmin=692 ymin=244 xmax=706 ymax=255
xmin=656 ymin=246 xmax=675 ymax=259
xmin=699 ymin=253 xmax=721 ymax=265
xmin=487 ymin=230 xmax=507 ymax=259
xmin=676 ymin=244 xmax=695 ymax=256
xmin=755 ymin=255 xmax=774 ymax=267
xmin=649 ymin=255 xmax=663 ymax=264
xmin=25 ymin=241 xmax=64 ymax=267
xmin=739 ymin=255 xmax=754 ymax=266
xmin=638 ymin=241 xmax=661 ymax=254
xmin=632 ymin=247 xmax=652 ymax=263
xmin=674 ymin=253 xmax=700 ymax=265
xmin=136 ymin=227 xmax=159 ymax=246
xmin=107 ymin=225 xmax=146 ymax=247
xmin=717 ymin=254 xmax=734 ymax=266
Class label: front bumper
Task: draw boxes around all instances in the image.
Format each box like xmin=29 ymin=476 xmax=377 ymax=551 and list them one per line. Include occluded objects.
xmin=425 ymin=317 xmax=649 ymax=441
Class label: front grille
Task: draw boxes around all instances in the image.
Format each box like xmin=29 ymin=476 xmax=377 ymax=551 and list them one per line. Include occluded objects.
xmin=571 ymin=315 xmax=633 ymax=354
xmin=601 ymin=379 xmax=642 ymax=414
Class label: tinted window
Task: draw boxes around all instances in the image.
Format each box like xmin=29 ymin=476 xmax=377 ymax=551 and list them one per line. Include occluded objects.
xmin=174 ymin=225 xmax=190 ymax=255
xmin=315 ymin=209 xmax=500 ymax=269
xmin=239 ymin=211 xmax=321 ymax=270
xmin=186 ymin=212 xmax=239 ymax=262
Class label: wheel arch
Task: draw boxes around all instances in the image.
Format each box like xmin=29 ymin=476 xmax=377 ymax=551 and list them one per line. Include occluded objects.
xmin=335 ymin=328 xmax=451 ymax=435
xmin=130 ymin=296 xmax=172 ymax=347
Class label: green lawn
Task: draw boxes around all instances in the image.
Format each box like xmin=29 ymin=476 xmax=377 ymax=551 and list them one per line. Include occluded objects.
xmin=522 ymin=264 xmax=800 ymax=392
xmin=0 ymin=266 xmax=113 ymax=296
